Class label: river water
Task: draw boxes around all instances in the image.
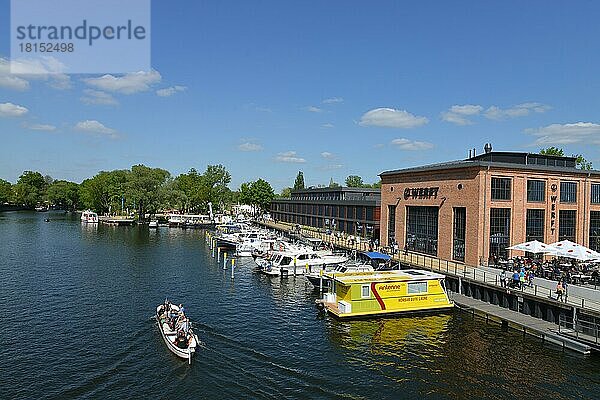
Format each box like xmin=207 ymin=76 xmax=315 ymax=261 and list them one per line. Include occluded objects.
xmin=0 ymin=211 xmax=598 ymax=399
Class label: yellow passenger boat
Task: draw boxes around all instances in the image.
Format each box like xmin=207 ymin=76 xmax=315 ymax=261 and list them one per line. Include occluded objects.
xmin=318 ymin=269 xmax=454 ymax=319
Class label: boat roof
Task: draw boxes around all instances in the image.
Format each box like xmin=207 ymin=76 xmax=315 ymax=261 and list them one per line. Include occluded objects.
xmin=330 ymin=269 xmax=445 ymax=285
xmin=361 ymin=251 xmax=391 ymax=260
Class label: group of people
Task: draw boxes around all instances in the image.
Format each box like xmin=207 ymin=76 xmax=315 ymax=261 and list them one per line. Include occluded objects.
xmin=499 ymin=267 xmax=535 ymax=289
xmin=493 ymin=256 xmax=599 ymax=287
xmin=160 ymin=300 xmax=192 ymax=348
xmin=498 ymin=266 xmax=570 ymax=302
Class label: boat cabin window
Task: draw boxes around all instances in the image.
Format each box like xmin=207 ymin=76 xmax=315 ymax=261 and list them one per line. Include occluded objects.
xmin=281 ymin=256 xmax=292 ymax=265
xmin=407 ymin=282 xmax=428 ymax=294
xmin=298 ymin=254 xmax=308 ymax=260
xmin=311 ymin=254 xmax=320 ymax=259
xmin=361 ymin=285 xmax=370 ymax=298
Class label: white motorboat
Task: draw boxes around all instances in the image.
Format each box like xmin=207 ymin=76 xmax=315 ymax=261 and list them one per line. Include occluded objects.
xmin=305 ymin=262 xmax=375 ymax=289
xmin=149 ymin=220 xmax=159 ymax=228
xmin=256 ymin=249 xmax=348 ymax=276
xmin=80 ymin=210 xmax=98 ymax=223
xmin=155 ymin=301 xmax=200 ymax=364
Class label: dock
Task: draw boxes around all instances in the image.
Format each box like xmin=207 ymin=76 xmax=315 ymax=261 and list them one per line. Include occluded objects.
xmin=98 ymin=216 xmax=135 ymax=226
xmin=258 ymin=220 xmax=600 ymax=353
xmin=451 ymin=293 xmax=591 ymax=354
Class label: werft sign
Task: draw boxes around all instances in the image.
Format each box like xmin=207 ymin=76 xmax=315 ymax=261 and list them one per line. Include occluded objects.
xmin=404 ymin=187 xmax=440 ymax=200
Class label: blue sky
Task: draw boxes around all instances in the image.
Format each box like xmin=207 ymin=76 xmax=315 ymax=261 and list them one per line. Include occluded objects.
xmin=1 ymin=1 xmax=600 ymax=191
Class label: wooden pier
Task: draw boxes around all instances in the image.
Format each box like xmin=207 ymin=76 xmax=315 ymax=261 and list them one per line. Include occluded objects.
xmin=451 ymin=293 xmax=592 ymax=354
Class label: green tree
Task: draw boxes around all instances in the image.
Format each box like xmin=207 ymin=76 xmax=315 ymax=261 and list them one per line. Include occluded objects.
xmin=280 ymin=187 xmax=292 ymax=198
xmin=574 ymin=154 xmax=593 ymax=170
xmin=329 ymin=178 xmax=341 ymax=188
xmin=201 ymin=164 xmax=232 ymax=211
xmin=0 ymin=179 xmax=12 ymax=204
xmin=250 ymin=179 xmax=275 ymax=214
xmin=47 ymin=180 xmax=80 ymax=210
xmin=540 ymin=147 xmax=565 ymax=156
xmin=238 ymin=182 xmax=252 ymax=205
xmin=79 ymin=170 xmax=129 ymax=213
xmin=371 ymin=180 xmax=382 ymax=189
xmin=174 ymin=168 xmax=204 ymax=212
xmin=293 ymin=171 xmax=305 ymax=190
xmin=13 ymin=171 xmax=48 ymax=207
xmin=345 ymin=175 xmax=364 ymax=187
xmin=125 ymin=164 xmax=170 ymax=220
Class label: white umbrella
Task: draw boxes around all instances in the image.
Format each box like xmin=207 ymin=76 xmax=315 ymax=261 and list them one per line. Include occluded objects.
xmin=549 ymin=240 xmax=600 ymax=261
xmin=507 ymin=240 xmax=558 ymax=254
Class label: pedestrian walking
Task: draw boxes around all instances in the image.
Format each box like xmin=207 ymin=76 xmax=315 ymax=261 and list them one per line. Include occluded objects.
xmin=500 ymin=269 xmax=507 ymax=288
xmin=556 ymin=281 xmax=564 ymax=302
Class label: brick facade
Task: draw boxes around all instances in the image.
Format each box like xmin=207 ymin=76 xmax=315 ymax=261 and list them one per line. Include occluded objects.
xmin=380 ymin=154 xmax=600 ymax=267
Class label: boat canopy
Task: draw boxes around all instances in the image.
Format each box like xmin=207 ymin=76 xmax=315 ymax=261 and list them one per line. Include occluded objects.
xmin=361 ymin=251 xmax=392 ymax=261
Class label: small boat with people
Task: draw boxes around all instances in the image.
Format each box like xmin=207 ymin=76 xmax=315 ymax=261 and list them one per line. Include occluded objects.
xmin=155 ymin=300 xmax=200 ymax=364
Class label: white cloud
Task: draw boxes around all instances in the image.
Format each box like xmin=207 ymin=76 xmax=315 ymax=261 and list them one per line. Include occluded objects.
xmin=156 ymin=85 xmax=187 ymax=97
xmin=321 ymin=151 xmax=334 ymax=159
xmin=74 ymin=120 xmax=119 ymax=139
xmin=0 ymin=102 xmax=28 ymax=117
xmin=359 ymin=108 xmax=428 ymax=129
xmin=0 ymin=57 xmax=71 ymax=90
xmin=83 ymin=70 xmax=161 ymax=94
xmin=81 ymin=89 xmax=118 ymax=106
xmin=525 ymin=122 xmax=600 ymax=145
xmin=441 ymin=104 xmax=483 ymax=125
xmin=305 ymin=106 xmax=322 ymax=113
xmin=0 ymin=60 xmax=29 ymax=90
xmin=276 ymin=151 xmax=306 ymax=163
xmin=322 ymin=97 xmax=344 ymax=104
xmin=391 ymin=138 xmax=434 ymax=151
xmin=319 ymin=164 xmax=344 ymax=171
xmin=24 ymin=123 xmax=56 ymax=131
xmin=238 ymin=142 xmax=263 ymax=152
xmin=321 ymin=123 xmax=334 ymax=128
xmin=485 ymin=102 xmax=550 ymax=120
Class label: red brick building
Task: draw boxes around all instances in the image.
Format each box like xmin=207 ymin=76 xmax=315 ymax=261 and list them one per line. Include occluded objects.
xmin=379 ymin=150 xmax=600 ymax=266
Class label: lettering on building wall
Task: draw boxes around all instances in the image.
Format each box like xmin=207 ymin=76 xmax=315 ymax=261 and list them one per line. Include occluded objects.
xmin=550 ymin=184 xmax=557 ymax=235
xmin=403 ymin=187 xmax=439 ymax=200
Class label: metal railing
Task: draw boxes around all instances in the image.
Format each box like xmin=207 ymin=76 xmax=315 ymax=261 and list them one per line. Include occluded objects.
xmin=559 ymin=314 xmax=600 ymax=344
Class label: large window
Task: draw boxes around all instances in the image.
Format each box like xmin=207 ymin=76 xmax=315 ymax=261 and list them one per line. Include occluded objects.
xmin=590 ymin=211 xmax=600 ymax=252
xmin=527 ymin=180 xmax=545 ymax=202
xmin=491 ymin=177 xmax=511 ymax=201
xmin=560 ymin=181 xmax=577 ymax=203
xmin=408 ymin=282 xmax=428 ymax=294
xmin=387 ymin=205 xmax=396 ymax=245
xmin=406 ymin=206 xmax=438 ymax=256
xmin=526 ymin=209 xmax=545 ymax=242
xmin=591 ymin=184 xmax=600 ymax=204
xmin=559 ymin=210 xmax=577 ymax=242
xmin=489 ymin=208 xmax=511 ymax=260
xmin=453 ymin=207 xmax=466 ymax=262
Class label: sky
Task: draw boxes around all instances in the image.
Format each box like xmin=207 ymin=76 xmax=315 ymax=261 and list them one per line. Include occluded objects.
xmin=1 ymin=0 xmax=600 ymax=191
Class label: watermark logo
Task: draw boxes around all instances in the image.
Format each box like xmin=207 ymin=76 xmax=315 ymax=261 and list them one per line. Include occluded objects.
xmin=11 ymin=0 xmax=150 ymax=74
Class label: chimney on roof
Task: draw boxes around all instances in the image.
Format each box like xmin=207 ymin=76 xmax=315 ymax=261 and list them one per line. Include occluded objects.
xmin=473 ymin=148 xmax=476 ymax=157
xmin=484 ymin=143 xmax=492 ymax=154
xmin=469 ymin=149 xmax=472 ymax=158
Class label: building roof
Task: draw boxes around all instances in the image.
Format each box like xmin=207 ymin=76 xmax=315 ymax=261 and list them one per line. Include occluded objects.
xmin=291 ymin=187 xmax=380 ymax=194
xmin=379 ymin=151 xmax=600 ymax=177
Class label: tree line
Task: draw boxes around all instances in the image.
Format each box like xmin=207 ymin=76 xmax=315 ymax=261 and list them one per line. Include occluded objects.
xmin=0 ymin=164 xmax=276 ymax=219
